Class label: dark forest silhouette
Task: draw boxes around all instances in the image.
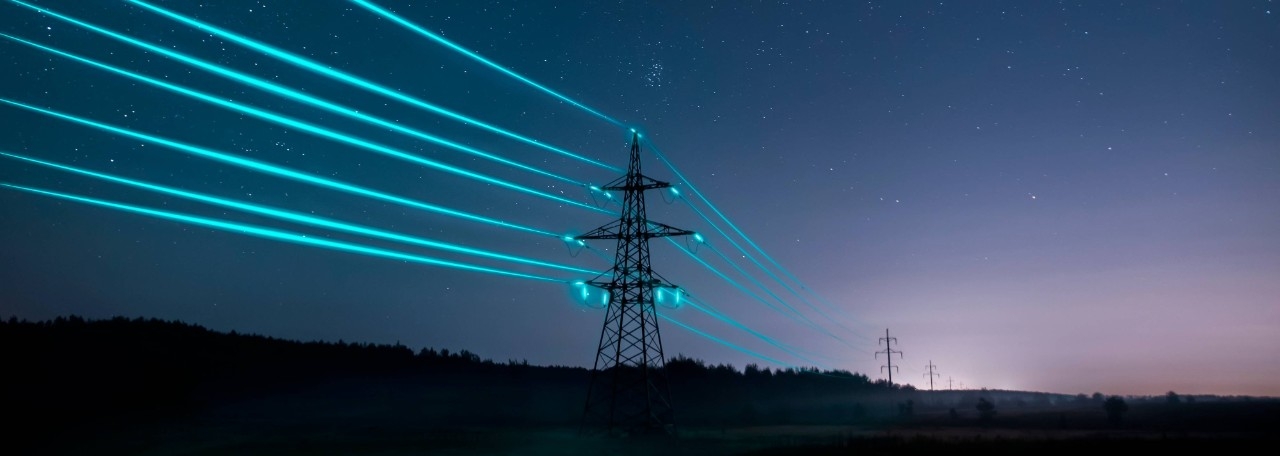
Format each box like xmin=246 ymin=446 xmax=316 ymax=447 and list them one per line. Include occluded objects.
xmin=4 ymin=315 xmax=1277 ymax=454
xmin=2 ymin=316 xmax=902 ymax=436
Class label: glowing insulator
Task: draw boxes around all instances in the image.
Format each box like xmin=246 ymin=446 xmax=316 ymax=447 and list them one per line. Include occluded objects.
xmin=654 ymin=286 xmax=684 ymax=309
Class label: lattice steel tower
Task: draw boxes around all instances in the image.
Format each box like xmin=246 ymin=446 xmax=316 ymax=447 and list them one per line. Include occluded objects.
xmin=576 ymin=131 xmax=693 ymax=437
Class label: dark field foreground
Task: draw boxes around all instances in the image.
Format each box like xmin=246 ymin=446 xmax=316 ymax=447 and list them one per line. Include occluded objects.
xmin=21 ymin=376 xmax=1280 ymax=455
xmin=29 ymin=414 xmax=1280 ymax=456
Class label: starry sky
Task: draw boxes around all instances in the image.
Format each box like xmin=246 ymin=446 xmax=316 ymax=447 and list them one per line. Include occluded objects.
xmin=2 ymin=0 xmax=1277 ymax=397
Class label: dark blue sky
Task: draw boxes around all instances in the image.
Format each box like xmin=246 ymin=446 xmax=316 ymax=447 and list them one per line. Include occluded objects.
xmin=2 ymin=0 xmax=1277 ymax=396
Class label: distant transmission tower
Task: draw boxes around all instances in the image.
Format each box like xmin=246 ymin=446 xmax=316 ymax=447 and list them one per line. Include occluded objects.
xmin=875 ymin=328 xmax=903 ymax=384
xmin=577 ymin=131 xmax=693 ymax=437
xmin=923 ymin=360 xmax=940 ymax=391
xmin=948 ymin=376 xmax=954 ymax=391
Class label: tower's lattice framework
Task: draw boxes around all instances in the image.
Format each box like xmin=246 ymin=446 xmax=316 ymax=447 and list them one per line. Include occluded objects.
xmin=576 ymin=132 xmax=692 ymax=436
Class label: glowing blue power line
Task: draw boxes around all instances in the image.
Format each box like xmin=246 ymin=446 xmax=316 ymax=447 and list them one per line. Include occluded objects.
xmin=346 ymin=0 xmax=623 ymax=128
xmin=653 ymin=143 xmax=866 ymax=340
xmin=0 ymin=98 xmax=555 ymax=238
xmin=1 ymin=183 xmax=566 ymax=283
xmin=703 ymin=242 xmax=874 ymax=346
xmin=703 ymin=241 xmax=812 ymax=321
xmin=681 ymin=296 xmax=825 ymax=367
xmin=663 ymin=236 xmax=839 ymax=344
xmin=121 ymin=0 xmax=618 ymax=172
xmin=701 ymin=242 xmax=869 ymax=351
xmin=666 ymin=310 xmax=859 ymax=376
xmin=1 ymin=151 xmax=595 ymax=275
xmin=657 ymin=313 xmax=787 ymax=366
xmin=683 ymin=196 xmax=871 ymax=343
xmin=0 ymin=33 xmax=606 ymax=215
xmin=0 ymin=11 xmax=581 ymax=187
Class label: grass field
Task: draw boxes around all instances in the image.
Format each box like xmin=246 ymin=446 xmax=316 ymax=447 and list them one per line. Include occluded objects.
xmin=30 ymin=399 xmax=1278 ymax=455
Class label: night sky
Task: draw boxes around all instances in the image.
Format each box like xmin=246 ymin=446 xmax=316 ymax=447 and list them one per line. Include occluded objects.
xmin=2 ymin=1 xmax=1277 ymax=397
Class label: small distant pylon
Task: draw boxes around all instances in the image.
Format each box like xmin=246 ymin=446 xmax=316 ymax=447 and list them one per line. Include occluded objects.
xmin=577 ymin=131 xmax=693 ymax=437
xmin=875 ymin=328 xmax=903 ymax=384
xmin=923 ymin=360 xmax=939 ymax=391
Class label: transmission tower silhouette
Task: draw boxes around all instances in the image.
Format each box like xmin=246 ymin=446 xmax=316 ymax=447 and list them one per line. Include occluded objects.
xmin=576 ymin=131 xmax=694 ymax=437
xmin=923 ymin=360 xmax=940 ymax=391
xmin=875 ymin=328 xmax=903 ymax=384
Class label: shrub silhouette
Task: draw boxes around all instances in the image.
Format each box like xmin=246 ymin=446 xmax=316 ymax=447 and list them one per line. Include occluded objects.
xmin=1103 ymin=396 xmax=1129 ymax=426
xmin=975 ymin=397 xmax=996 ymax=423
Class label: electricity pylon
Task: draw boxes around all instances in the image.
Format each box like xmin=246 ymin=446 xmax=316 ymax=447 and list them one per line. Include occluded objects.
xmin=923 ymin=360 xmax=940 ymax=391
xmin=875 ymin=328 xmax=903 ymax=384
xmin=577 ymin=131 xmax=693 ymax=437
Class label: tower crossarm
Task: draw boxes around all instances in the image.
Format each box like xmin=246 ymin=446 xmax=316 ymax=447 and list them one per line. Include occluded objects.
xmin=575 ymin=220 xmax=694 ymax=240
xmin=600 ymin=173 xmax=672 ymax=191
xmin=644 ymin=220 xmax=696 ymax=238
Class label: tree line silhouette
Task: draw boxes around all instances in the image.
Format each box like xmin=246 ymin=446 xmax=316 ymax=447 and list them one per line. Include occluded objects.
xmin=1 ymin=315 xmax=906 ymax=439
xmin=7 ymin=314 xmax=1274 ymax=451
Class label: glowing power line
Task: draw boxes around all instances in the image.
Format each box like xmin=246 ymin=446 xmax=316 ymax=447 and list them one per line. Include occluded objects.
xmin=121 ymin=0 xmax=618 ymax=172
xmin=346 ymin=0 xmax=623 ymax=128
xmin=664 ymin=236 xmax=865 ymax=356
xmin=0 ymin=32 xmax=605 ymax=214
xmin=0 ymin=97 xmax=556 ymax=238
xmin=1 ymin=151 xmax=595 ymax=275
xmin=0 ymin=5 xmax=582 ymax=187
xmin=0 ymin=183 xmax=566 ymax=283
xmin=682 ymin=297 xmax=825 ymax=368
xmin=657 ymin=313 xmax=786 ymax=366
xmin=653 ymin=139 xmax=866 ymax=340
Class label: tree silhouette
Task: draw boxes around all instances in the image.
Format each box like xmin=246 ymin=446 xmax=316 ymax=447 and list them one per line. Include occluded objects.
xmin=1103 ymin=396 xmax=1129 ymax=427
xmin=975 ymin=397 xmax=996 ymax=423
xmin=1166 ymin=390 xmax=1181 ymax=404
xmin=898 ymin=399 xmax=915 ymax=418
